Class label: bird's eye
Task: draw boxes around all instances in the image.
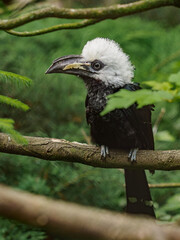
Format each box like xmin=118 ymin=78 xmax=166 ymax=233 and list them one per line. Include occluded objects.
xmin=91 ymin=60 xmax=104 ymax=71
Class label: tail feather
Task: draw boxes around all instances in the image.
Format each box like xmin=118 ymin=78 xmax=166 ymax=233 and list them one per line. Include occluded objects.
xmin=125 ymin=169 xmax=155 ymax=218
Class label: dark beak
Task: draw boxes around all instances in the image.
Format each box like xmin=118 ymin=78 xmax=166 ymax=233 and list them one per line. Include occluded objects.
xmin=45 ymin=55 xmax=91 ymax=76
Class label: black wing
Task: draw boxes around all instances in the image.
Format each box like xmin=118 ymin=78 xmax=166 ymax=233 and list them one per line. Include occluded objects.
xmin=85 ymin=83 xmax=154 ymax=150
xmin=122 ymin=83 xmax=154 ymax=150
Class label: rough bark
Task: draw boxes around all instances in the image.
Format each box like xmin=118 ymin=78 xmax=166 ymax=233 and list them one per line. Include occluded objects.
xmin=0 ymin=183 xmax=180 ymax=240
xmin=0 ymin=0 xmax=179 ymax=36
xmin=0 ymin=133 xmax=180 ymax=170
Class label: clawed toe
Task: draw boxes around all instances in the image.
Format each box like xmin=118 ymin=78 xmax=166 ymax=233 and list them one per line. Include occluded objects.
xmin=101 ymin=145 xmax=109 ymax=159
xmin=128 ymin=148 xmax=138 ymax=162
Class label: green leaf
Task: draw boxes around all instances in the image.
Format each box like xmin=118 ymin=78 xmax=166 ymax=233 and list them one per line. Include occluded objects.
xmin=101 ymin=89 xmax=173 ymax=115
xmin=136 ymin=90 xmax=173 ymax=108
xmin=0 ymin=70 xmax=32 ymax=87
xmin=169 ymin=71 xmax=180 ymax=87
xmin=177 ymin=90 xmax=180 ymax=97
xmin=143 ymin=81 xmax=173 ymax=91
xmin=0 ymin=95 xmax=29 ymax=111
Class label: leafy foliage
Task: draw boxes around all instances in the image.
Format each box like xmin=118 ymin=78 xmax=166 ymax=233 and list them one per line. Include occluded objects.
xmin=0 ymin=95 xmax=29 ymax=111
xmin=0 ymin=15 xmax=180 ymax=239
xmin=101 ymin=89 xmax=172 ymax=115
xmin=0 ymin=118 xmax=28 ymax=144
xmin=0 ymin=70 xmax=31 ymax=143
xmin=169 ymin=71 xmax=180 ymax=87
xmin=0 ymin=70 xmax=32 ymax=87
xmin=0 ymin=2 xmax=6 ymax=10
xmin=102 ymin=71 xmax=180 ymax=115
xmin=156 ymin=194 xmax=180 ymax=221
xmin=0 ymin=218 xmax=46 ymax=240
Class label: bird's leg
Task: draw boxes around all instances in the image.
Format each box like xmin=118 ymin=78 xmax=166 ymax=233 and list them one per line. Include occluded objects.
xmin=100 ymin=145 xmax=109 ymax=159
xmin=128 ymin=148 xmax=138 ymax=162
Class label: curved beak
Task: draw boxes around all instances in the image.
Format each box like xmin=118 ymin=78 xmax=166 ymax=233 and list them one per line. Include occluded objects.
xmin=45 ymin=55 xmax=91 ymax=77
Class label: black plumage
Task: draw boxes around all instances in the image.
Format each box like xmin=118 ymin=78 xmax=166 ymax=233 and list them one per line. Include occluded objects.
xmin=46 ymin=37 xmax=156 ymax=217
xmin=85 ymin=79 xmax=155 ymax=217
xmin=85 ymin=81 xmax=154 ymax=150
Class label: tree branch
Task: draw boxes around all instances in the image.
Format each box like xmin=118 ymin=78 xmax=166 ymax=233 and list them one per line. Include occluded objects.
xmin=0 ymin=133 xmax=179 ymax=170
xmin=149 ymin=183 xmax=180 ymax=188
xmin=0 ymin=183 xmax=180 ymax=240
xmin=5 ymin=19 xmax=101 ymax=36
xmin=0 ymin=0 xmax=179 ymax=36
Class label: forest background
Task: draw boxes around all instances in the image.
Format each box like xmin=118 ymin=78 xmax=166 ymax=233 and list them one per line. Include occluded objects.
xmin=0 ymin=0 xmax=180 ymax=239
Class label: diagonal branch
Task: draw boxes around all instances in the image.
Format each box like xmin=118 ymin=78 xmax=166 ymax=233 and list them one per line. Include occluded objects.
xmin=5 ymin=19 xmax=101 ymax=37
xmin=0 ymin=133 xmax=179 ymax=170
xmin=0 ymin=0 xmax=179 ymax=36
xmin=0 ymin=183 xmax=180 ymax=240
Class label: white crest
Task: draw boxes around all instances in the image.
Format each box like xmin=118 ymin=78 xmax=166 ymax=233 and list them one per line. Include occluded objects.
xmin=82 ymin=38 xmax=134 ymax=87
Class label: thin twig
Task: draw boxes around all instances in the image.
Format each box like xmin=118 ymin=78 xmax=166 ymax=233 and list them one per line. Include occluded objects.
xmin=153 ymin=108 xmax=166 ymax=135
xmin=81 ymin=128 xmax=92 ymax=145
xmin=149 ymin=183 xmax=180 ymax=188
xmin=124 ymin=183 xmax=180 ymax=188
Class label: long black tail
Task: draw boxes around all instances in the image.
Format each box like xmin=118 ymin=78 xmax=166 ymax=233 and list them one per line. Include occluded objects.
xmin=125 ymin=169 xmax=155 ymax=218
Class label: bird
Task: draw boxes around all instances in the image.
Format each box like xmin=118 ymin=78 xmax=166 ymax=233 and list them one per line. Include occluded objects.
xmin=46 ymin=38 xmax=155 ymax=218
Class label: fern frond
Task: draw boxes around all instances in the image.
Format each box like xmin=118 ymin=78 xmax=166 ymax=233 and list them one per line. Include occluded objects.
xmin=0 ymin=95 xmax=29 ymax=111
xmin=0 ymin=118 xmax=15 ymax=124
xmin=0 ymin=70 xmax=32 ymax=87
xmin=0 ymin=118 xmax=28 ymax=144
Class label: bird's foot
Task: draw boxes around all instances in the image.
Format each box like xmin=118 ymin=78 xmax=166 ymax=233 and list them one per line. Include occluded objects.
xmin=128 ymin=148 xmax=138 ymax=162
xmin=101 ymin=145 xmax=109 ymax=159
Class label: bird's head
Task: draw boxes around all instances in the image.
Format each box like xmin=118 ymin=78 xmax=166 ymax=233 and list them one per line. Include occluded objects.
xmin=46 ymin=38 xmax=134 ymax=88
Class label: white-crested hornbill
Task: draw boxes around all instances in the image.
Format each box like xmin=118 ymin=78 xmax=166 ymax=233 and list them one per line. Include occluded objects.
xmin=46 ymin=38 xmax=155 ymax=217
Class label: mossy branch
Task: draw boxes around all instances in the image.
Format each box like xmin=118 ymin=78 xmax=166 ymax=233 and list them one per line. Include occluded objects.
xmin=0 ymin=133 xmax=179 ymax=171
xmin=0 ymin=0 xmax=180 ymax=36
xmin=0 ymin=183 xmax=180 ymax=240
xmin=5 ymin=19 xmax=100 ymax=37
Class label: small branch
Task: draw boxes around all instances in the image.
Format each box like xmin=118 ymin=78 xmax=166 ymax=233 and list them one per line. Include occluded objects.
xmin=5 ymin=19 xmax=101 ymax=37
xmin=81 ymin=128 xmax=92 ymax=145
xmin=0 ymin=0 xmax=179 ymax=32
xmin=0 ymin=183 xmax=180 ymax=240
xmin=0 ymin=133 xmax=179 ymax=170
xmin=153 ymin=108 xmax=166 ymax=135
xmin=124 ymin=183 xmax=180 ymax=188
xmin=149 ymin=183 xmax=180 ymax=188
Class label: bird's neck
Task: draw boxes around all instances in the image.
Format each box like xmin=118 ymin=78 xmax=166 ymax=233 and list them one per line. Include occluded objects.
xmin=83 ymin=77 xmax=121 ymax=93
xmin=84 ymin=77 xmax=122 ymax=112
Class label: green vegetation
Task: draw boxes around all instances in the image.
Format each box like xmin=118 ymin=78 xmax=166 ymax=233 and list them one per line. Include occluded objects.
xmin=0 ymin=16 xmax=180 ymax=239
xmin=0 ymin=71 xmax=31 ymax=143
xmin=102 ymin=71 xmax=180 ymax=115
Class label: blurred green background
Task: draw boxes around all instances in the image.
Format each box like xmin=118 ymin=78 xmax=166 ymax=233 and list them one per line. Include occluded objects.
xmin=0 ymin=1 xmax=180 ymax=239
